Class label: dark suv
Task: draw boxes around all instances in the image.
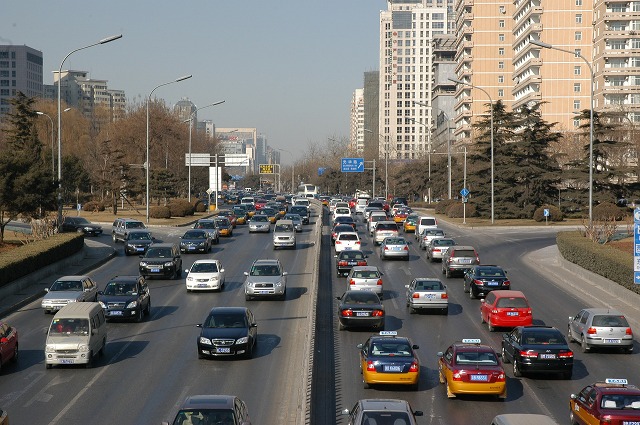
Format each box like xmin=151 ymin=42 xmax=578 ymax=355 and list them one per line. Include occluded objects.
xmin=463 ymin=265 xmax=510 ymax=298
xmin=112 ymin=218 xmax=146 ymax=243
xmin=139 ymin=243 xmax=182 ymax=279
xmin=98 ymin=275 xmax=151 ymax=322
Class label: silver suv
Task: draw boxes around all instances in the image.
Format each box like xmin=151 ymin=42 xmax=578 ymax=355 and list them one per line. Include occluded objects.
xmin=273 ymin=219 xmax=296 ymax=249
xmin=244 ymin=259 xmax=288 ymax=301
xmin=112 ymin=218 xmax=146 ymax=243
xmin=567 ymin=308 xmax=634 ymax=353
xmin=441 ymin=245 xmax=479 ymax=278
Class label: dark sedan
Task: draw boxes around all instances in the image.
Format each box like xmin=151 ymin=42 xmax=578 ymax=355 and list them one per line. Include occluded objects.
xmin=179 ymin=229 xmax=212 ymax=254
xmin=335 ymin=250 xmax=368 ymax=276
xmin=501 ymin=325 xmax=573 ymax=379
xmin=196 ymin=307 xmax=258 ymax=359
xmin=463 ymin=265 xmax=510 ymax=299
xmin=334 ymin=215 xmax=357 ymax=230
xmin=337 ymin=290 xmax=384 ymax=331
xmin=60 ymin=217 xmax=103 ymax=236
xmin=98 ymin=276 xmax=151 ymax=322
xmin=123 ymin=230 xmax=154 ymax=256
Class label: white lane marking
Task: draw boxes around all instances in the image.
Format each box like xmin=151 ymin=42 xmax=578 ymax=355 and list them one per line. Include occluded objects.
xmin=0 ymin=371 xmax=48 ymax=407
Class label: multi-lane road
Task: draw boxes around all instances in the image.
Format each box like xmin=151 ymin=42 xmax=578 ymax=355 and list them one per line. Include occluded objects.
xmin=1 ymin=204 xmax=638 ymax=424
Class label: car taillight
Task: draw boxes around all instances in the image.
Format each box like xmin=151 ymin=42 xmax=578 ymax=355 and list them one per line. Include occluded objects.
xmin=341 ymin=309 xmax=353 ymax=317
xmin=626 ymin=328 xmax=633 ymax=335
xmin=434 ymin=248 xmax=441 ymax=253
xmin=338 ymin=261 xmax=348 ymax=266
xmin=412 ymin=293 xmax=420 ymax=299
xmin=441 ymin=293 xmax=448 ymax=299
xmin=384 ymin=246 xmax=389 ymax=251
xmin=452 ymin=370 xmax=463 ymax=381
xmin=335 ymin=240 xmax=341 ymax=244
xmin=587 ymin=327 xmax=597 ymax=334
xmin=491 ymin=309 xmax=499 ymax=314
xmin=504 ymin=280 xmax=510 ymax=286
xmin=357 ymin=261 xmax=367 ymax=266
xmin=519 ymin=350 xmax=538 ymax=358
xmin=474 ymin=279 xmax=484 ymax=286
xmin=558 ymin=351 xmax=574 ymax=358
xmin=525 ymin=309 xmax=532 ymax=315
xmin=372 ymin=310 xmax=384 ymax=317
xmin=409 ymin=362 xmax=419 ymax=372
xmin=377 ymin=279 xmax=383 ymax=286
xmin=367 ymin=361 xmax=376 ymax=371
xmin=403 ymin=246 xmax=409 ymax=251
xmin=356 ymin=241 xmax=361 ymax=245
xmin=349 ymin=279 xmax=355 ymax=285
xmin=496 ymin=372 xmax=506 ymax=382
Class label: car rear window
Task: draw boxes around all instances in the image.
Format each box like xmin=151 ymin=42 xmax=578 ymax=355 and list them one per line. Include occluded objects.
xmin=342 ymin=251 xmax=365 ymax=260
xmin=433 ymin=239 xmax=455 ymax=246
xmin=453 ymin=249 xmax=476 ymax=257
xmin=420 ymin=218 xmax=436 ymax=226
xmin=592 ymin=315 xmax=629 ymax=327
xmin=340 ymin=234 xmax=358 ymax=241
xmin=354 ymin=271 xmax=380 ymax=279
xmin=455 ymin=350 xmax=498 ymax=365
xmin=496 ymin=297 xmax=529 ymax=308
xmin=522 ymin=331 xmax=564 ymax=345
xmin=414 ymin=280 xmax=444 ymax=290
xmin=377 ymin=223 xmax=398 ymax=231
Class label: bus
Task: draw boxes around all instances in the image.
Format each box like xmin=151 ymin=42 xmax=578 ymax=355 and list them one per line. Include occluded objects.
xmin=297 ymin=184 xmax=318 ymax=198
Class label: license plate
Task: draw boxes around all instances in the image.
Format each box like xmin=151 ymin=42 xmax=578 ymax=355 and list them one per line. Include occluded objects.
xmin=425 ymin=294 xmax=436 ymax=299
xmin=188 ymin=247 xmax=195 ymax=250
xmin=344 ymin=247 xmax=352 ymax=250
xmin=197 ymin=284 xmax=209 ymax=288
xmin=356 ymin=312 xmax=370 ymax=317
xmin=384 ymin=365 xmax=402 ymax=372
xmin=60 ymin=359 xmax=74 ymax=364
xmin=506 ymin=311 xmax=519 ymax=316
xmin=604 ymin=339 xmax=621 ymax=343
xmin=392 ymin=247 xmax=401 ymax=251
xmin=151 ymin=268 xmax=160 ymax=273
xmin=470 ymin=374 xmax=488 ymax=381
xmin=347 ymin=261 xmax=357 ymax=266
xmin=216 ymin=347 xmax=231 ymax=354
xmin=136 ymin=248 xmax=144 ymax=251
xmin=460 ymin=258 xmax=472 ymax=264
xmin=622 ymin=422 xmax=640 ymax=425
xmin=486 ymin=281 xmax=499 ymax=286
xmin=110 ymin=311 xmax=123 ymax=316
xmin=539 ymin=353 xmax=556 ymax=359
xmin=258 ymin=290 xmax=270 ymax=294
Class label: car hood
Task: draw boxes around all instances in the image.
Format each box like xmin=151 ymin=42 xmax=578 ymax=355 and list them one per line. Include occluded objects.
xmin=246 ymin=276 xmax=283 ymax=284
xmin=98 ymin=294 xmax=138 ymax=303
xmin=46 ymin=335 xmax=89 ymax=347
xmin=200 ymin=327 xmax=248 ymax=339
xmin=180 ymin=238 xmax=208 ymax=244
xmin=43 ymin=291 xmax=83 ymax=301
xmin=187 ymin=272 xmax=222 ymax=279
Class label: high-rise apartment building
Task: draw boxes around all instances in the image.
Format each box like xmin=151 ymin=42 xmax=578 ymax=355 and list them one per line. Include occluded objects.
xmin=379 ymin=0 xmax=450 ymax=160
xmin=350 ymin=88 xmax=365 ymax=155
xmin=363 ymin=71 xmax=381 ymax=159
xmin=0 ymin=45 xmax=43 ymax=116
xmin=431 ymin=35 xmax=457 ymax=150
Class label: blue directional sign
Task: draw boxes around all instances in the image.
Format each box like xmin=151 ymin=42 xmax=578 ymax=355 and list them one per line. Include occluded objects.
xmin=341 ymin=158 xmax=365 ymax=173
xmin=460 ymin=188 xmax=469 ymax=197
xmin=318 ymin=167 xmax=327 ymax=176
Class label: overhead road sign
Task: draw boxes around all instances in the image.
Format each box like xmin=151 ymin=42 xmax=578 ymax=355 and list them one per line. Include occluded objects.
xmin=341 ymin=158 xmax=365 ymax=173
xmin=259 ymin=164 xmax=275 ymax=174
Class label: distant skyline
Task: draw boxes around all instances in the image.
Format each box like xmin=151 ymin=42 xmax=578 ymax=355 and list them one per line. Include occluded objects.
xmin=3 ymin=1 xmax=386 ymax=164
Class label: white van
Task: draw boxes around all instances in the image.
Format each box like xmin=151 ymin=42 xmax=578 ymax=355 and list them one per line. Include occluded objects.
xmin=45 ymin=302 xmax=107 ymax=369
xmin=416 ymin=216 xmax=438 ymax=239
xmin=490 ymin=414 xmax=558 ymax=425
xmin=240 ymin=197 xmax=255 ymax=206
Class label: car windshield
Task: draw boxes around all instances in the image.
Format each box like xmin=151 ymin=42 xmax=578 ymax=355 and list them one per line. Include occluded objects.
xmin=290 ymin=207 xmax=306 ymax=214
xmin=377 ymin=223 xmax=397 ymax=231
xmin=251 ymin=265 xmax=280 ymax=276
xmin=172 ymin=409 xmax=235 ymax=425
xmin=263 ymin=209 xmax=275 ymax=215
xmin=414 ymin=280 xmax=443 ymax=291
xmin=129 ymin=232 xmax=151 ymax=241
xmin=285 ymin=215 xmax=301 ymax=221
xmin=455 ymin=350 xmax=498 ymax=365
xmin=204 ymin=314 xmax=247 ymax=328
xmin=592 ymin=315 xmax=629 ymax=327
xmin=522 ymin=331 xmax=564 ymax=345
xmin=103 ymin=282 xmax=137 ymax=296
xmin=370 ymin=341 xmax=412 ymax=356
xmin=600 ymin=395 xmax=640 ymax=410
xmin=343 ymin=292 xmax=379 ymax=304
xmin=214 ymin=219 xmax=230 ymax=226
xmin=276 ymin=224 xmax=293 ymax=232
xmin=49 ymin=318 xmax=89 ymax=336
xmin=50 ymin=280 xmax=83 ymax=291
xmin=496 ymin=297 xmax=529 ymax=308
xmin=252 ymin=216 xmax=268 ymax=222
xmin=191 ymin=262 xmax=219 ymax=273
xmin=184 ymin=231 xmax=207 ymax=239
xmin=361 ymin=412 xmax=411 ymax=424
xmin=146 ymin=248 xmax=172 ymax=258
xmin=73 ymin=218 xmax=90 ymax=224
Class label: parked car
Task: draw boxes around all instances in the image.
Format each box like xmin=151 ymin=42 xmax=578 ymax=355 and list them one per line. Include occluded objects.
xmin=426 ymin=238 xmax=456 ymax=262
xmin=193 ymin=219 xmax=220 ymax=244
xmin=196 ymin=307 xmax=258 ymax=359
xmin=0 ymin=321 xmax=18 ymax=373
xmin=111 ymin=218 xmax=146 ymax=243
xmin=501 ymin=325 xmax=573 ymax=379
xmin=463 ymin=265 xmax=510 ymax=299
xmin=179 ymin=229 xmax=212 ymax=254
xmin=97 ymin=275 xmax=151 ymax=322
xmin=347 ymin=266 xmax=384 ymax=298
xmin=185 ymin=259 xmax=226 ymax=292
xmin=567 ymin=308 xmax=634 ymax=353
xmin=41 ymin=275 xmax=99 ymax=314
xmin=480 ymin=290 xmax=532 ymax=331
xmin=336 ymin=290 xmax=385 ymax=331
xmin=139 ymin=243 xmax=182 ymax=279
xmin=60 ymin=217 xmax=103 ymax=236
xmin=164 ymin=395 xmax=252 ymax=425
xmin=442 ymin=246 xmax=480 ymax=278
xmin=379 ymin=236 xmax=410 ymax=261
xmin=405 ymin=278 xmax=448 ymax=314
xmin=243 ymin=259 xmax=287 ymax=301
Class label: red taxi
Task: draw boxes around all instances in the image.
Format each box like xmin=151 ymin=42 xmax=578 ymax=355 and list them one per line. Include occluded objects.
xmin=570 ymin=379 xmax=640 ymax=425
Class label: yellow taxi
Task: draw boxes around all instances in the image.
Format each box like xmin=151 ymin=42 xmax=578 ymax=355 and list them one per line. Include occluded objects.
xmin=320 ymin=196 xmax=330 ymax=207
xmin=232 ymin=206 xmax=248 ymax=225
xmin=357 ymin=331 xmax=420 ymax=390
xmin=245 ymin=204 xmax=257 ymax=217
xmin=213 ymin=217 xmax=233 ymax=237
xmin=261 ymin=207 xmax=279 ymax=224
xmin=393 ymin=208 xmax=410 ymax=224
xmin=403 ymin=214 xmax=419 ymax=233
xmin=437 ymin=339 xmax=507 ymax=399
xmin=570 ymin=378 xmax=640 ymax=425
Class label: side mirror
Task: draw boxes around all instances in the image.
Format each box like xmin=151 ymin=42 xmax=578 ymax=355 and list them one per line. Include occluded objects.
xmin=196 ymin=324 xmax=203 ymax=328
xmin=283 ymin=272 xmax=288 ymax=276
xmin=45 ymin=288 xmax=50 ymax=293
xmin=404 ymin=285 xmax=409 ymax=288
xmin=437 ymin=351 xmax=444 ymax=357
xmin=220 ymin=269 xmax=225 ymax=273
xmin=184 ymin=269 xmax=189 ymax=273
xmin=414 ymin=411 xmax=424 ymax=417
xmin=91 ymin=329 xmax=96 ymax=335
xmin=502 ymin=333 xmax=509 ymax=339
xmin=341 ymin=409 xmax=350 ymax=416
xmin=412 ymin=344 xmax=419 ymax=350
xmin=356 ymin=343 xmax=364 ymax=349
xmin=243 ymin=272 xmax=249 ymax=276
xmin=570 ymin=394 xmax=577 ymax=400
xmin=0 ymin=337 xmax=8 ymax=343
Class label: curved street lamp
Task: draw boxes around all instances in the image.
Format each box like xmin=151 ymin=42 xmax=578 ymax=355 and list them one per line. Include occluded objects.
xmin=57 ymin=34 xmax=122 ymax=229
xmin=146 ymin=75 xmax=193 ymax=223
xmin=36 ymin=111 xmax=55 ymax=182
xmin=449 ymin=77 xmax=494 ymax=224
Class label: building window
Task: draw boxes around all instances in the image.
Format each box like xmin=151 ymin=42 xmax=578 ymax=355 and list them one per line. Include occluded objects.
xmin=576 ymin=14 xmax=582 ymax=24
xmin=499 ymin=5 xmax=506 ymax=13
xmin=499 ymin=33 xmax=505 ymax=42
xmin=575 ymin=31 xmax=582 ymax=41
xmin=498 ymin=47 xmax=505 ymax=55
xmin=575 ymin=48 xmax=581 ymax=57
xmin=498 ymin=75 xmax=504 ymax=83
xmin=498 ymin=89 xmax=504 ymax=97
xmin=574 ymin=119 xmax=581 ymax=127
xmin=576 ymin=0 xmax=582 ymax=5
xmin=632 ymin=57 xmax=640 ymax=67
xmin=574 ymin=66 xmax=582 ymax=75
xmin=574 ymin=100 xmax=581 ymax=110
xmin=498 ymin=61 xmax=505 ymax=69
xmin=499 ymin=19 xmax=505 ymax=28
xmin=574 ymin=83 xmax=581 ymax=92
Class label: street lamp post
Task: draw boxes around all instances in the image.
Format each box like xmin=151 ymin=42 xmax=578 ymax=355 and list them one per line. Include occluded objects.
xmin=185 ymin=100 xmax=225 ymax=202
xmin=530 ymin=40 xmax=594 ymax=224
xmin=56 ymin=34 xmax=122 ymax=229
xmin=364 ymin=129 xmax=389 ymax=200
xmin=449 ymin=77 xmax=494 ymax=223
xmin=146 ymin=75 xmax=193 ymax=223
xmin=36 ymin=112 xmax=55 ymax=182
xmin=276 ymin=148 xmax=294 ymax=192
xmin=408 ymin=118 xmax=432 ymax=203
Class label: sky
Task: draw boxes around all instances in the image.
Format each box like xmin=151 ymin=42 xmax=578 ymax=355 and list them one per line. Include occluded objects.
xmin=3 ymin=1 xmax=387 ymax=164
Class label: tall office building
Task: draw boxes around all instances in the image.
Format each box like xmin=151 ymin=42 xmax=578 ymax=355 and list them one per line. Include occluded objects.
xmin=0 ymin=45 xmax=43 ymax=116
xmin=350 ymin=88 xmax=365 ymax=155
xmin=363 ymin=71 xmax=380 ymax=160
xmin=431 ymin=35 xmax=457 ymax=150
xmin=174 ymin=98 xmax=196 ymax=123
xmin=379 ymin=0 xmax=450 ymax=160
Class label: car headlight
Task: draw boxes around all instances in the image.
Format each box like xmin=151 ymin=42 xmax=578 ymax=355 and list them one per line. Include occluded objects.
xmin=275 ymin=280 xmax=283 ymax=287
xmin=198 ymin=242 xmax=205 ymax=247
xmin=164 ymin=261 xmax=174 ymax=267
xmin=69 ymin=299 xmax=78 ymax=303
xmin=98 ymin=301 xmax=106 ymax=308
xmin=126 ymin=301 xmax=138 ymax=309
xmin=140 ymin=261 xmax=148 ymax=267
xmin=245 ymin=281 xmax=254 ymax=288
xmin=83 ymin=226 xmax=91 ymax=231
xmin=45 ymin=345 xmax=56 ymax=353
xmin=199 ymin=337 xmax=212 ymax=345
xmin=78 ymin=344 xmax=89 ymax=352
xmin=236 ymin=337 xmax=249 ymax=344
xmin=186 ymin=276 xmax=194 ymax=282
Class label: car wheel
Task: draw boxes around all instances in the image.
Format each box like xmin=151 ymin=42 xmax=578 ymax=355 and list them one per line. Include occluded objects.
xmin=512 ymin=359 xmax=522 ymax=377
xmin=481 ymin=313 xmax=486 ymax=323
xmin=245 ymin=294 xmax=252 ymax=301
xmin=463 ymin=282 xmax=469 ymax=293
xmin=11 ymin=344 xmax=18 ymax=363
xmin=441 ymin=267 xmax=446 ymax=275
xmin=446 ymin=382 xmax=456 ymax=398
xmin=442 ymin=306 xmax=448 ymax=315
xmin=625 ymin=346 xmax=634 ymax=354
xmin=410 ymin=382 xmax=419 ymax=391
xmin=469 ymin=288 xmax=476 ymax=299
xmin=99 ymin=338 xmax=106 ymax=356
xmin=562 ymin=370 xmax=572 ymax=379
xmin=445 ymin=269 xmax=451 ymax=278
xmin=501 ymin=347 xmax=509 ymax=363
xmin=245 ymin=342 xmax=254 ymax=359
xmin=338 ymin=322 xmax=345 ymax=331
xmin=409 ymin=305 xmax=416 ymax=314
xmin=46 ymin=363 xmax=52 ymax=369
xmin=581 ymin=335 xmax=591 ymax=353
xmin=145 ymin=300 xmax=151 ymax=315
xmin=363 ymin=380 xmax=371 ymax=389
xmin=112 ymin=234 xmax=117 ymax=242
xmin=197 ymin=348 xmax=205 ymax=359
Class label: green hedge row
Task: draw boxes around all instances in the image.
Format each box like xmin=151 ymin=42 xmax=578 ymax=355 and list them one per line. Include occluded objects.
xmin=0 ymin=233 xmax=85 ymax=288
xmin=556 ymin=231 xmax=638 ymax=295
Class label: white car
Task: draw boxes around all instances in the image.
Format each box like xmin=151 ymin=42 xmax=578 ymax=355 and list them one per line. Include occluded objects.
xmin=334 ymin=231 xmax=361 ymax=253
xmin=185 ymin=259 xmax=226 ymax=292
xmin=332 ymin=207 xmax=352 ymax=222
xmin=415 ymin=216 xmax=438 ymax=240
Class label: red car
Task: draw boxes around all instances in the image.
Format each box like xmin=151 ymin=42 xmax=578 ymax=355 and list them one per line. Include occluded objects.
xmin=348 ymin=198 xmax=357 ymax=209
xmin=254 ymin=199 xmax=267 ymax=210
xmin=481 ymin=290 xmax=532 ymax=331
xmin=570 ymin=379 xmax=640 ymax=425
xmin=0 ymin=321 xmax=18 ymax=372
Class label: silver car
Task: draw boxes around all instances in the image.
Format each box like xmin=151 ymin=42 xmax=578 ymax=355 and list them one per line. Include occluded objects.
xmin=248 ymin=215 xmax=271 ymax=233
xmin=405 ymin=278 xmax=448 ymax=314
xmin=347 ymin=266 xmax=384 ymax=298
xmin=567 ymin=308 xmax=634 ymax=353
xmin=425 ymin=238 xmax=456 ymax=262
xmin=41 ymin=275 xmax=99 ymax=313
xmin=373 ymin=221 xmax=399 ymax=245
xmin=244 ymin=259 xmax=287 ymax=300
xmin=379 ymin=236 xmax=410 ymax=261
xmin=418 ymin=228 xmax=446 ymax=249
xmin=283 ymin=213 xmax=303 ymax=232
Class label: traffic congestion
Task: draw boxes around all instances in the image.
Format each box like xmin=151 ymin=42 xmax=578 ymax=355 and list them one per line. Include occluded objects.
xmin=0 ymin=190 xmax=639 ymax=424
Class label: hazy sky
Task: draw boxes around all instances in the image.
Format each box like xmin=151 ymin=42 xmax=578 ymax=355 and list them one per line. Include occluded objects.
xmin=3 ymin=1 xmax=386 ymax=164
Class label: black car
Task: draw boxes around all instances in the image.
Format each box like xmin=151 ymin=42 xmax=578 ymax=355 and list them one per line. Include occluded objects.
xmin=196 ymin=307 xmax=258 ymax=359
xmin=337 ymin=290 xmax=384 ymax=331
xmin=179 ymin=229 xmax=212 ymax=254
xmin=98 ymin=275 xmax=151 ymax=322
xmin=60 ymin=217 xmax=103 ymax=236
xmin=463 ymin=265 xmax=510 ymax=299
xmin=334 ymin=215 xmax=357 ymax=230
xmin=139 ymin=243 xmax=182 ymax=279
xmin=335 ymin=250 xmax=368 ymax=276
xmin=123 ymin=230 xmax=154 ymax=256
xmin=501 ymin=325 xmax=573 ymax=379
xmin=289 ymin=206 xmax=309 ymax=224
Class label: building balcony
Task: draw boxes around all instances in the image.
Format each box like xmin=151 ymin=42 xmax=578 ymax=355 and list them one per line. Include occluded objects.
xmin=460 ymin=0 xmax=474 ymax=7
xmin=512 ymin=91 xmax=542 ymax=109
xmin=462 ymin=12 xmax=474 ymax=21
xmin=454 ymin=56 xmax=474 ymax=72
xmin=461 ymin=26 xmax=474 ymax=35
xmin=604 ymin=12 xmax=640 ymax=20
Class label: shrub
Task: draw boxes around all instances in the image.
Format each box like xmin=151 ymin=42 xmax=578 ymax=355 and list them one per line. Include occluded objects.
xmin=533 ymin=205 xmax=564 ymax=222
xmin=446 ymin=202 xmax=477 ymax=218
xmin=593 ymin=202 xmax=626 ymax=221
xmin=435 ymin=199 xmax=457 ymax=215
xmin=168 ymin=199 xmax=194 ymax=217
xmin=193 ymin=200 xmax=207 ymax=213
xmin=149 ymin=206 xmax=171 ymax=219
xmin=82 ymin=201 xmax=105 ymax=212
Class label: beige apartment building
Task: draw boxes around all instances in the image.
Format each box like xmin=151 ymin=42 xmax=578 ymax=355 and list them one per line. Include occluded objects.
xmin=350 ymin=88 xmax=365 ymax=155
